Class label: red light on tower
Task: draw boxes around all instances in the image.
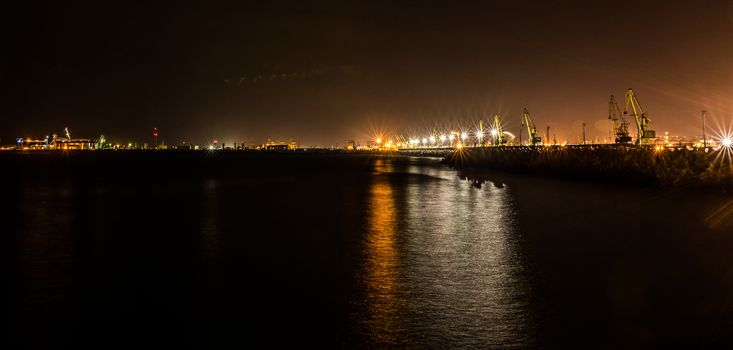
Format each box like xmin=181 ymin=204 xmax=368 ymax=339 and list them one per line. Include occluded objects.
xmin=153 ymin=128 xmax=159 ymax=148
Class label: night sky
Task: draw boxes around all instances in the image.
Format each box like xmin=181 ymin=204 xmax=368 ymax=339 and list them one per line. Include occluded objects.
xmin=3 ymin=1 xmax=733 ymax=146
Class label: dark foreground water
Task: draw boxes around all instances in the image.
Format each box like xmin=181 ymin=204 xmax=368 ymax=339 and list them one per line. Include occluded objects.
xmin=3 ymin=152 xmax=733 ymax=348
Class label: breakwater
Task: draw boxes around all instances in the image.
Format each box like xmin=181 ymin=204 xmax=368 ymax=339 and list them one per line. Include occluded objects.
xmin=444 ymin=145 xmax=733 ymax=189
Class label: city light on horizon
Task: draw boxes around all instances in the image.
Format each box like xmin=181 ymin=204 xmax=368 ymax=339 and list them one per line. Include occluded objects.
xmin=2 ymin=2 xmax=731 ymax=146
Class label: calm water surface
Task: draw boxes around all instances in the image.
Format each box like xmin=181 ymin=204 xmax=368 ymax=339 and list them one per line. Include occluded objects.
xmin=3 ymin=152 xmax=733 ymax=348
xmin=354 ymin=158 xmax=534 ymax=348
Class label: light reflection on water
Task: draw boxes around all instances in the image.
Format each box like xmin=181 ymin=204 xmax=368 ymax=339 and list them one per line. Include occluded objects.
xmin=361 ymin=159 xmax=402 ymax=344
xmin=355 ymin=158 xmax=535 ymax=348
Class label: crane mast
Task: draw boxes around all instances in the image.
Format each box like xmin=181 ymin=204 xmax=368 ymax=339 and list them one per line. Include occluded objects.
xmin=609 ymin=95 xmax=631 ymax=143
xmin=521 ymin=108 xmax=542 ymax=145
xmin=624 ymin=88 xmax=655 ymax=145
xmin=491 ymin=114 xmax=504 ymax=146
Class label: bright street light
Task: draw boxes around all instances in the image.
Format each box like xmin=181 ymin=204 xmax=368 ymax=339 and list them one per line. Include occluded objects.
xmin=723 ymin=137 xmax=733 ymax=148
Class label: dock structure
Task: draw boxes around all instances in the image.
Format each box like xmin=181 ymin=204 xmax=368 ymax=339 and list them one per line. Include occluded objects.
xmin=443 ymin=145 xmax=733 ymax=189
xmin=50 ymin=137 xmax=95 ymax=150
xmin=397 ymin=147 xmax=455 ymax=157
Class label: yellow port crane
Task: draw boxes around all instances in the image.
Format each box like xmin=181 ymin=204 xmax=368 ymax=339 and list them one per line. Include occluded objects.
xmin=491 ymin=114 xmax=505 ymax=146
xmin=609 ymin=95 xmax=632 ymax=143
xmin=624 ymin=88 xmax=655 ymax=145
xmin=521 ymin=108 xmax=542 ymax=146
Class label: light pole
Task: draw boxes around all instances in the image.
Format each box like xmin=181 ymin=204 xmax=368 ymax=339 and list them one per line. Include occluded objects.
xmin=582 ymin=122 xmax=586 ymax=145
xmin=702 ymin=110 xmax=707 ymax=148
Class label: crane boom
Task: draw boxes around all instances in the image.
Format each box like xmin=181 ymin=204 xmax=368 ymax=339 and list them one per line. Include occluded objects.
xmin=609 ymin=95 xmax=631 ymax=143
xmin=521 ymin=108 xmax=542 ymax=145
xmin=623 ymin=88 xmax=655 ymax=145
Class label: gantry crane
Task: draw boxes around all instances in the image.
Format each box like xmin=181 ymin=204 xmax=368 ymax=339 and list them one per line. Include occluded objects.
xmin=521 ymin=108 xmax=542 ymax=145
xmin=608 ymin=95 xmax=632 ymax=143
xmin=491 ymin=114 xmax=505 ymax=146
xmin=624 ymin=88 xmax=655 ymax=145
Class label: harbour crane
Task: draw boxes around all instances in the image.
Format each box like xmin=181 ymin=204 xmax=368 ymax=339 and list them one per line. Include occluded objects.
xmin=609 ymin=95 xmax=632 ymax=143
xmin=521 ymin=108 xmax=542 ymax=145
xmin=623 ymin=88 xmax=655 ymax=145
xmin=491 ymin=114 xmax=505 ymax=146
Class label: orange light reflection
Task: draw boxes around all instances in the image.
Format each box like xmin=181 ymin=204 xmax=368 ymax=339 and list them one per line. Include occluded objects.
xmin=363 ymin=159 xmax=401 ymax=343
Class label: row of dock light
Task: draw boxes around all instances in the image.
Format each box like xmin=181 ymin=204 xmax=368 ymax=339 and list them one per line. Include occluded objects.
xmin=372 ymin=128 xmax=733 ymax=151
xmin=374 ymin=129 xmax=508 ymax=150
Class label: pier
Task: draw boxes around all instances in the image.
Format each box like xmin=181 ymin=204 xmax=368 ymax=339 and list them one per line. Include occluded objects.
xmin=443 ymin=145 xmax=733 ymax=189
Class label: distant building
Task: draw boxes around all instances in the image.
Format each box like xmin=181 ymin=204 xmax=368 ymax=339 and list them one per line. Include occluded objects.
xmin=42 ymin=129 xmax=96 ymax=150
xmin=51 ymin=137 xmax=95 ymax=150
xmin=17 ymin=138 xmax=48 ymax=150
xmin=259 ymin=139 xmax=298 ymax=151
xmin=345 ymin=140 xmax=357 ymax=151
xmin=16 ymin=134 xmax=93 ymax=150
xmin=176 ymin=142 xmax=192 ymax=150
xmin=265 ymin=144 xmax=288 ymax=150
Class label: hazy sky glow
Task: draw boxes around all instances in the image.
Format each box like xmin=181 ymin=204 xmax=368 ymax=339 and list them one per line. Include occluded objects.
xmin=3 ymin=1 xmax=733 ymax=145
